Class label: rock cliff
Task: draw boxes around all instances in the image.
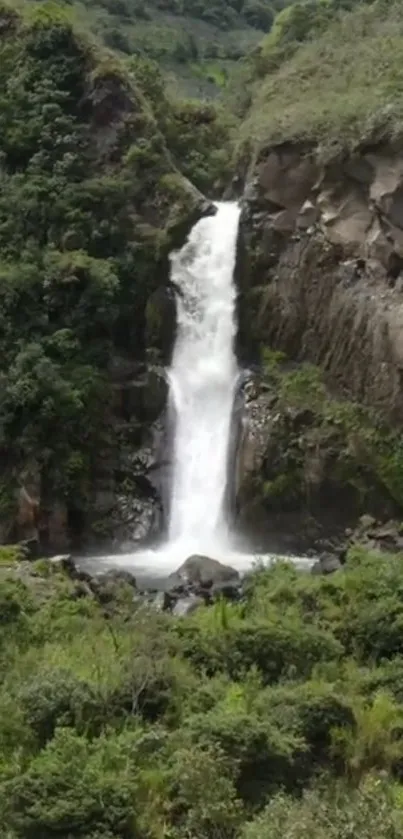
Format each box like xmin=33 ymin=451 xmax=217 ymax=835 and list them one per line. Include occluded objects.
xmin=239 ymin=141 xmax=403 ymax=422
xmin=235 ymin=141 xmax=403 ymax=552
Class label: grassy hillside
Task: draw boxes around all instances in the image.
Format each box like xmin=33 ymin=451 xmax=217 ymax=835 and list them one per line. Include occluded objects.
xmin=23 ymin=0 xmax=289 ymax=97
xmin=238 ymin=0 xmax=403 ymax=154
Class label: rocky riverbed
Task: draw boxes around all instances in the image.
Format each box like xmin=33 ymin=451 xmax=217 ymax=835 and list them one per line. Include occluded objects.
xmin=6 ymin=513 xmax=401 ymax=618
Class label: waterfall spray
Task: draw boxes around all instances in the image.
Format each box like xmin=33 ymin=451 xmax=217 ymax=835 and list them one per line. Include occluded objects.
xmin=166 ymin=202 xmax=241 ymax=555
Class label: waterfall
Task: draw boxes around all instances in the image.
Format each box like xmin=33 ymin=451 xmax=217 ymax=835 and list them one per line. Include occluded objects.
xmin=166 ymin=201 xmax=241 ymax=555
xmin=81 ymin=201 xmax=316 ymax=578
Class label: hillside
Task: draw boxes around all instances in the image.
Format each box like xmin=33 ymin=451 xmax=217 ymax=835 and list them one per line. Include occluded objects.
xmin=235 ymin=0 xmax=403 ymax=544
xmin=0 ymin=0 xmax=232 ymax=552
xmin=238 ymin=0 xmax=403 ymax=153
xmin=23 ymin=0 xmax=290 ymax=97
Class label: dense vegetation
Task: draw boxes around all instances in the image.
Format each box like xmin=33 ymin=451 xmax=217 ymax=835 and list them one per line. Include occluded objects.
xmin=252 ymin=351 xmax=403 ymax=516
xmin=3 ymin=0 xmax=403 ymax=836
xmin=237 ymin=0 xmax=403 ymax=153
xmin=0 ymin=1 xmax=231 ymax=546
xmin=2 ymin=547 xmax=403 ymax=836
xmin=23 ymin=0 xmax=291 ymax=97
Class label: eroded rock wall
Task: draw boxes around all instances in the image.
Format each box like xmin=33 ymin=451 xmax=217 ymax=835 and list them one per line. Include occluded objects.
xmin=238 ymin=141 xmax=403 ymax=423
xmin=233 ymin=141 xmax=403 ymax=553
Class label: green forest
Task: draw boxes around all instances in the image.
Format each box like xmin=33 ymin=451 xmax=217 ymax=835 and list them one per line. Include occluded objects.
xmin=3 ymin=545 xmax=403 ymax=838
xmin=2 ymin=0 xmax=403 ymax=836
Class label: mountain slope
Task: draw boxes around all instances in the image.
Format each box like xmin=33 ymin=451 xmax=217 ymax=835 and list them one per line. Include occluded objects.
xmin=0 ymin=0 xmax=215 ymax=549
xmin=24 ymin=0 xmax=286 ymax=97
xmin=238 ymin=0 xmax=403 ymax=153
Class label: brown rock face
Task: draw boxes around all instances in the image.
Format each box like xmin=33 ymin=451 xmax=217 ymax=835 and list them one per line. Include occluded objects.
xmin=239 ymin=141 xmax=403 ymax=424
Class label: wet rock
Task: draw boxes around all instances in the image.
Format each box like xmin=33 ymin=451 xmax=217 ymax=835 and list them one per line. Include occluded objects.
xmin=171 ymin=555 xmax=239 ymax=587
xmin=311 ymin=553 xmax=343 ymax=575
xmin=211 ymin=579 xmax=242 ymax=600
xmin=153 ymin=590 xmax=175 ymax=612
xmin=297 ymin=199 xmax=319 ymax=230
xmin=19 ymin=537 xmax=40 ymax=560
xmin=114 ymin=495 xmax=159 ymax=545
xmin=114 ymin=367 xmax=168 ymax=425
xmin=172 ymin=595 xmax=204 ymax=617
xmin=98 ymin=569 xmax=137 ymax=588
xmin=347 ymin=516 xmax=403 ymax=553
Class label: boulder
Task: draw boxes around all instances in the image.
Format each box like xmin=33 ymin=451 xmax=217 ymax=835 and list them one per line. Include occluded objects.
xmin=19 ymin=537 xmax=40 ymax=560
xmin=171 ymin=555 xmax=239 ymax=587
xmin=153 ymin=590 xmax=175 ymax=612
xmin=348 ymin=516 xmax=403 ymax=554
xmin=211 ymin=579 xmax=242 ymax=601
xmin=172 ymin=595 xmax=204 ymax=617
xmin=97 ymin=569 xmax=137 ymax=588
xmin=311 ymin=553 xmax=343 ymax=575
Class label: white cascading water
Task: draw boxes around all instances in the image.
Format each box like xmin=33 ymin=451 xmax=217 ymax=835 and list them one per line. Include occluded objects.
xmin=85 ymin=201 xmax=314 ymax=577
xmin=166 ymin=201 xmax=241 ymax=554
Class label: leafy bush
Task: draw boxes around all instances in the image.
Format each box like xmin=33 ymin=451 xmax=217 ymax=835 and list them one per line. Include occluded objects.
xmin=241 ymin=775 xmax=403 ymax=839
xmin=3 ymin=549 xmax=403 ymax=834
xmin=3 ymin=728 xmax=142 ymax=838
xmin=178 ymin=611 xmax=342 ymax=682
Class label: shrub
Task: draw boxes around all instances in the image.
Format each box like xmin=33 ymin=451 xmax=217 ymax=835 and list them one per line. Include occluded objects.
xmin=183 ymin=705 xmax=305 ymax=804
xmin=3 ymin=728 xmax=142 ymax=838
xmin=241 ymin=775 xmax=403 ymax=839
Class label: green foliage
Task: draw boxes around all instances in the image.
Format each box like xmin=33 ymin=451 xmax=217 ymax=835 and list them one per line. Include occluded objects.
xmin=256 ymin=351 xmax=403 ymax=512
xmin=241 ymin=775 xmax=403 ymax=839
xmin=4 ymin=727 xmax=143 ymax=837
xmin=3 ymin=551 xmax=403 ymax=834
xmin=0 ymin=5 xmax=223 ymax=538
xmin=0 ymin=546 xmax=25 ymax=566
xmin=240 ymin=0 xmax=403 ymax=152
xmin=40 ymin=0 xmax=280 ymax=96
xmin=333 ymin=691 xmax=403 ymax=782
xmin=130 ymin=56 xmax=233 ymax=193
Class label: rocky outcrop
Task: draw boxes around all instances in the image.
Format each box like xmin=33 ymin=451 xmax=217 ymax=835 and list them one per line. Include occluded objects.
xmin=233 ymin=352 xmax=403 ymax=555
xmin=346 ymin=515 xmax=403 ymax=554
xmin=238 ymin=141 xmax=403 ymax=425
xmin=0 ymin=551 xmax=243 ymax=618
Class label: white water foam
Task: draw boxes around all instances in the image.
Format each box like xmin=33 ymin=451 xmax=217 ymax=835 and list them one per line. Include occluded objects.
xmin=85 ymin=202 xmax=314 ymax=577
xmin=166 ymin=200 xmax=241 ymax=555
